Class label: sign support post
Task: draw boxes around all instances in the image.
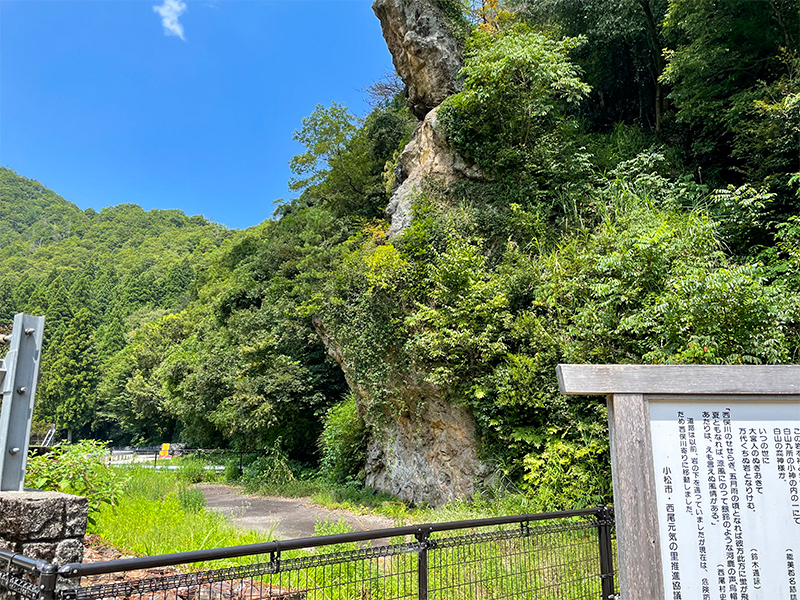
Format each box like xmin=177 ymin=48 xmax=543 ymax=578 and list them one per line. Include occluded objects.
xmin=558 ymin=364 xmax=800 ymax=600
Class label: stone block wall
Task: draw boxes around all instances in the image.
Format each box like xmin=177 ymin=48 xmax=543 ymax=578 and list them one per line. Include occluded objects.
xmin=0 ymin=491 xmax=87 ymax=567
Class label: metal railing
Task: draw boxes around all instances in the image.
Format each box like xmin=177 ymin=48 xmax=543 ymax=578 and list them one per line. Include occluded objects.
xmin=105 ymin=448 xmax=267 ymax=472
xmin=1 ymin=507 xmax=617 ymax=600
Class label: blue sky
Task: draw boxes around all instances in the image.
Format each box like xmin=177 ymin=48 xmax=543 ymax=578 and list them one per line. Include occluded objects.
xmin=0 ymin=0 xmax=395 ymax=229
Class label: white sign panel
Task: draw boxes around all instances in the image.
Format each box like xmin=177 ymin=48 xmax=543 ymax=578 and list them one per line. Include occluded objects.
xmin=650 ymin=400 xmax=800 ymax=600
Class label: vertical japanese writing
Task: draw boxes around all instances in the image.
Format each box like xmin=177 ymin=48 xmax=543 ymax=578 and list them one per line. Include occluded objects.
xmin=714 ymin=410 xmax=741 ymax=599
xmin=741 ymin=428 xmax=755 ymax=510
xmin=785 ymin=428 xmax=798 ymax=504
xmin=724 ymin=409 xmax=747 ymax=600
xmin=718 ymin=564 xmax=728 ymax=600
xmin=751 ymin=428 xmax=768 ymax=494
xmin=679 ymin=412 xmax=693 ymax=514
xmin=750 ymin=549 xmax=761 ymax=590
xmin=795 ymin=428 xmax=800 ymax=525
xmin=704 ymin=412 xmax=719 ymax=523
xmin=691 ymin=416 xmax=707 ymax=573
xmin=666 ymin=501 xmax=682 ymax=600
xmin=652 ymin=400 xmax=799 ymax=600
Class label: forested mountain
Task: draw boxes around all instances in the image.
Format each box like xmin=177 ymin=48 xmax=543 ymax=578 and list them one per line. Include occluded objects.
xmin=5 ymin=0 xmax=799 ymax=508
xmin=0 ymin=170 xmax=85 ymax=248
xmin=0 ymin=167 xmax=233 ymax=440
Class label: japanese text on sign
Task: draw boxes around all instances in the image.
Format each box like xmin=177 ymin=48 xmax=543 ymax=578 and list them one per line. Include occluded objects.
xmin=650 ymin=401 xmax=799 ymax=600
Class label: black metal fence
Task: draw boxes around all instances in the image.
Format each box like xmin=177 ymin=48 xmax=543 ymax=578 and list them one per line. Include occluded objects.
xmin=1 ymin=507 xmax=618 ymax=600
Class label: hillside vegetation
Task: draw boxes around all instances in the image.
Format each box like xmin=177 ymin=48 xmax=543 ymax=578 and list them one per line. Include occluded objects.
xmin=3 ymin=0 xmax=798 ymax=509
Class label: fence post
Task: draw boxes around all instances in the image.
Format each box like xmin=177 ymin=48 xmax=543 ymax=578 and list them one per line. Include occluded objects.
xmin=37 ymin=563 xmax=57 ymax=600
xmin=596 ymin=505 xmax=616 ymax=600
xmin=415 ymin=527 xmax=430 ymax=600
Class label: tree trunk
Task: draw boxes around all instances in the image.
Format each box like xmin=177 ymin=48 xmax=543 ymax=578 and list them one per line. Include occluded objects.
xmin=637 ymin=0 xmax=665 ymax=132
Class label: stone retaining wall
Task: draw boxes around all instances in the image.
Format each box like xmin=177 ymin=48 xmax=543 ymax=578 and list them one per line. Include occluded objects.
xmin=0 ymin=491 xmax=87 ymax=566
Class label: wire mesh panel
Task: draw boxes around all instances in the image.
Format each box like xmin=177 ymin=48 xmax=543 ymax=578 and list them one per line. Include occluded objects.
xmin=62 ymin=543 xmax=425 ymax=600
xmin=427 ymin=520 xmax=605 ymax=600
xmin=0 ymin=509 xmax=616 ymax=600
xmin=0 ymin=568 xmax=41 ymax=600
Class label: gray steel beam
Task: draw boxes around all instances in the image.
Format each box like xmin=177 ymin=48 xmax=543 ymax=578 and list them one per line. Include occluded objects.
xmin=0 ymin=313 xmax=45 ymax=491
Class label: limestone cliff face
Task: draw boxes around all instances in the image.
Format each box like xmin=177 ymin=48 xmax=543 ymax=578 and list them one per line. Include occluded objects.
xmin=372 ymin=0 xmax=463 ymax=120
xmin=373 ymin=0 xmax=480 ymax=238
xmin=308 ymin=0 xmax=488 ymax=507
xmin=313 ymin=317 xmax=486 ymax=506
xmin=365 ymin=395 xmax=486 ymax=506
xmin=386 ymin=107 xmax=481 ymax=237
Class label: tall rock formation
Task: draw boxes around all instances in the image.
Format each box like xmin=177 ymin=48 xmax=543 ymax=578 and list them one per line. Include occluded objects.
xmin=372 ymin=0 xmax=464 ymax=120
xmin=312 ymin=1 xmax=487 ymax=507
xmin=373 ymin=0 xmax=480 ymax=238
xmin=313 ymin=317 xmax=487 ymax=506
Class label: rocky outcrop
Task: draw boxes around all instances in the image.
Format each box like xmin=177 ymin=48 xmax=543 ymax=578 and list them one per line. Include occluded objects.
xmin=311 ymin=0 xmax=487 ymax=507
xmin=365 ymin=395 xmax=488 ymax=506
xmin=373 ymin=0 xmax=479 ymax=237
xmin=373 ymin=0 xmax=463 ymax=119
xmin=313 ymin=316 xmax=488 ymax=506
xmin=386 ymin=107 xmax=481 ymax=237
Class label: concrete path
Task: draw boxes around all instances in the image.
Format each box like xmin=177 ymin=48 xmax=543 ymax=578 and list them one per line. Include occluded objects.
xmin=198 ymin=484 xmax=396 ymax=542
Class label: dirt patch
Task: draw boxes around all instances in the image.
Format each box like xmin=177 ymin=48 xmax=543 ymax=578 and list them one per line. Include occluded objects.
xmin=82 ymin=534 xmax=181 ymax=582
xmin=81 ymin=537 xmax=301 ymax=598
xmin=197 ymin=485 xmax=396 ymax=542
xmin=83 ymin=534 xmax=138 ymax=562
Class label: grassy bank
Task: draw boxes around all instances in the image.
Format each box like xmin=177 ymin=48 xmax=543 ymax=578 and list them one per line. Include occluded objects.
xmin=92 ymin=467 xmax=272 ymax=557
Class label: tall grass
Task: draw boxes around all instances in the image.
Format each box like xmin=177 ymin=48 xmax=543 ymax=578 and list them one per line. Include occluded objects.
xmin=86 ymin=468 xmax=607 ymax=598
xmin=92 ymin=467 xmax=273 ymax=559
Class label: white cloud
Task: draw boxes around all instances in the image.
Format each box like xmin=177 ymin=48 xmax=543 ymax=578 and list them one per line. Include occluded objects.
xmin=153 ymin=0 xmax=187 ymax=41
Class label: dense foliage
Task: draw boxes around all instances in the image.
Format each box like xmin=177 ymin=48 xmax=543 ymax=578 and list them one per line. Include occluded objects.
xmin=25 ymin=440 xmax=124 ymax=522
xmin=4 ymin=0 xmax=799 ymax=509
xmin=0 ymin=166 xmax=231 ymax=440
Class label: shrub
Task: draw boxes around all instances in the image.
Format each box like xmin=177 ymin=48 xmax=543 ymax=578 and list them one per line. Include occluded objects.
xmin=439 ymin=25 xmax=590 ymax=177
xmin=177 ymin=485 xmax=206 ymax=513
xmin=177 ymin=458 xmax=208 ymax=484
xmin=25 ymin=440 xmax=124 ymax=523
xmin=241 ymin=447 xmax=296 ymax=487
xmin=319 ymin=395 xmax=367 ymax=485
xmin=224 ymin=458 xmax=240 ymax=482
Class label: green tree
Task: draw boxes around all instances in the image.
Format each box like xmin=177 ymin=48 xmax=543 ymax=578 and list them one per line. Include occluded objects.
xmin=69 ymin=271 xmax=98 ymax=318
xmin=37 ymin=309 xmax=100 ymax=440
xmin=661 ymin=0 xmax=798 ymax=185
xmin=96 ymin=314 xmax=187 ymax=444
xmin=161 ymin=259 xmax=196 ymax=308
xmin=288 ymin=99 xmax=414 ymax=218
xmin=523 ymin=0 xmax=668 ymax=131
xmin=289 ymin=102 xmax=360 ymax=193
xmin=439 ymin=25 xmax=590 ymax=178
xmin=95 ymin=309 xmax=127 ymax=363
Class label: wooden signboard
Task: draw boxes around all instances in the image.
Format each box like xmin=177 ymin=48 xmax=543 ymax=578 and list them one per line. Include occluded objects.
xmin=557 ymin=365 xmax=800 ymax=600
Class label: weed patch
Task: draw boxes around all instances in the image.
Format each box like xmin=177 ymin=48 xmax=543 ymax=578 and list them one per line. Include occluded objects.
xmin=93 ymin=467 xmax=271 ymax=558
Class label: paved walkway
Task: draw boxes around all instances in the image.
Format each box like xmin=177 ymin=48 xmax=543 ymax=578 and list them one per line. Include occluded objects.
xmin=198 ymin=484 xmax=396 ymax=542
